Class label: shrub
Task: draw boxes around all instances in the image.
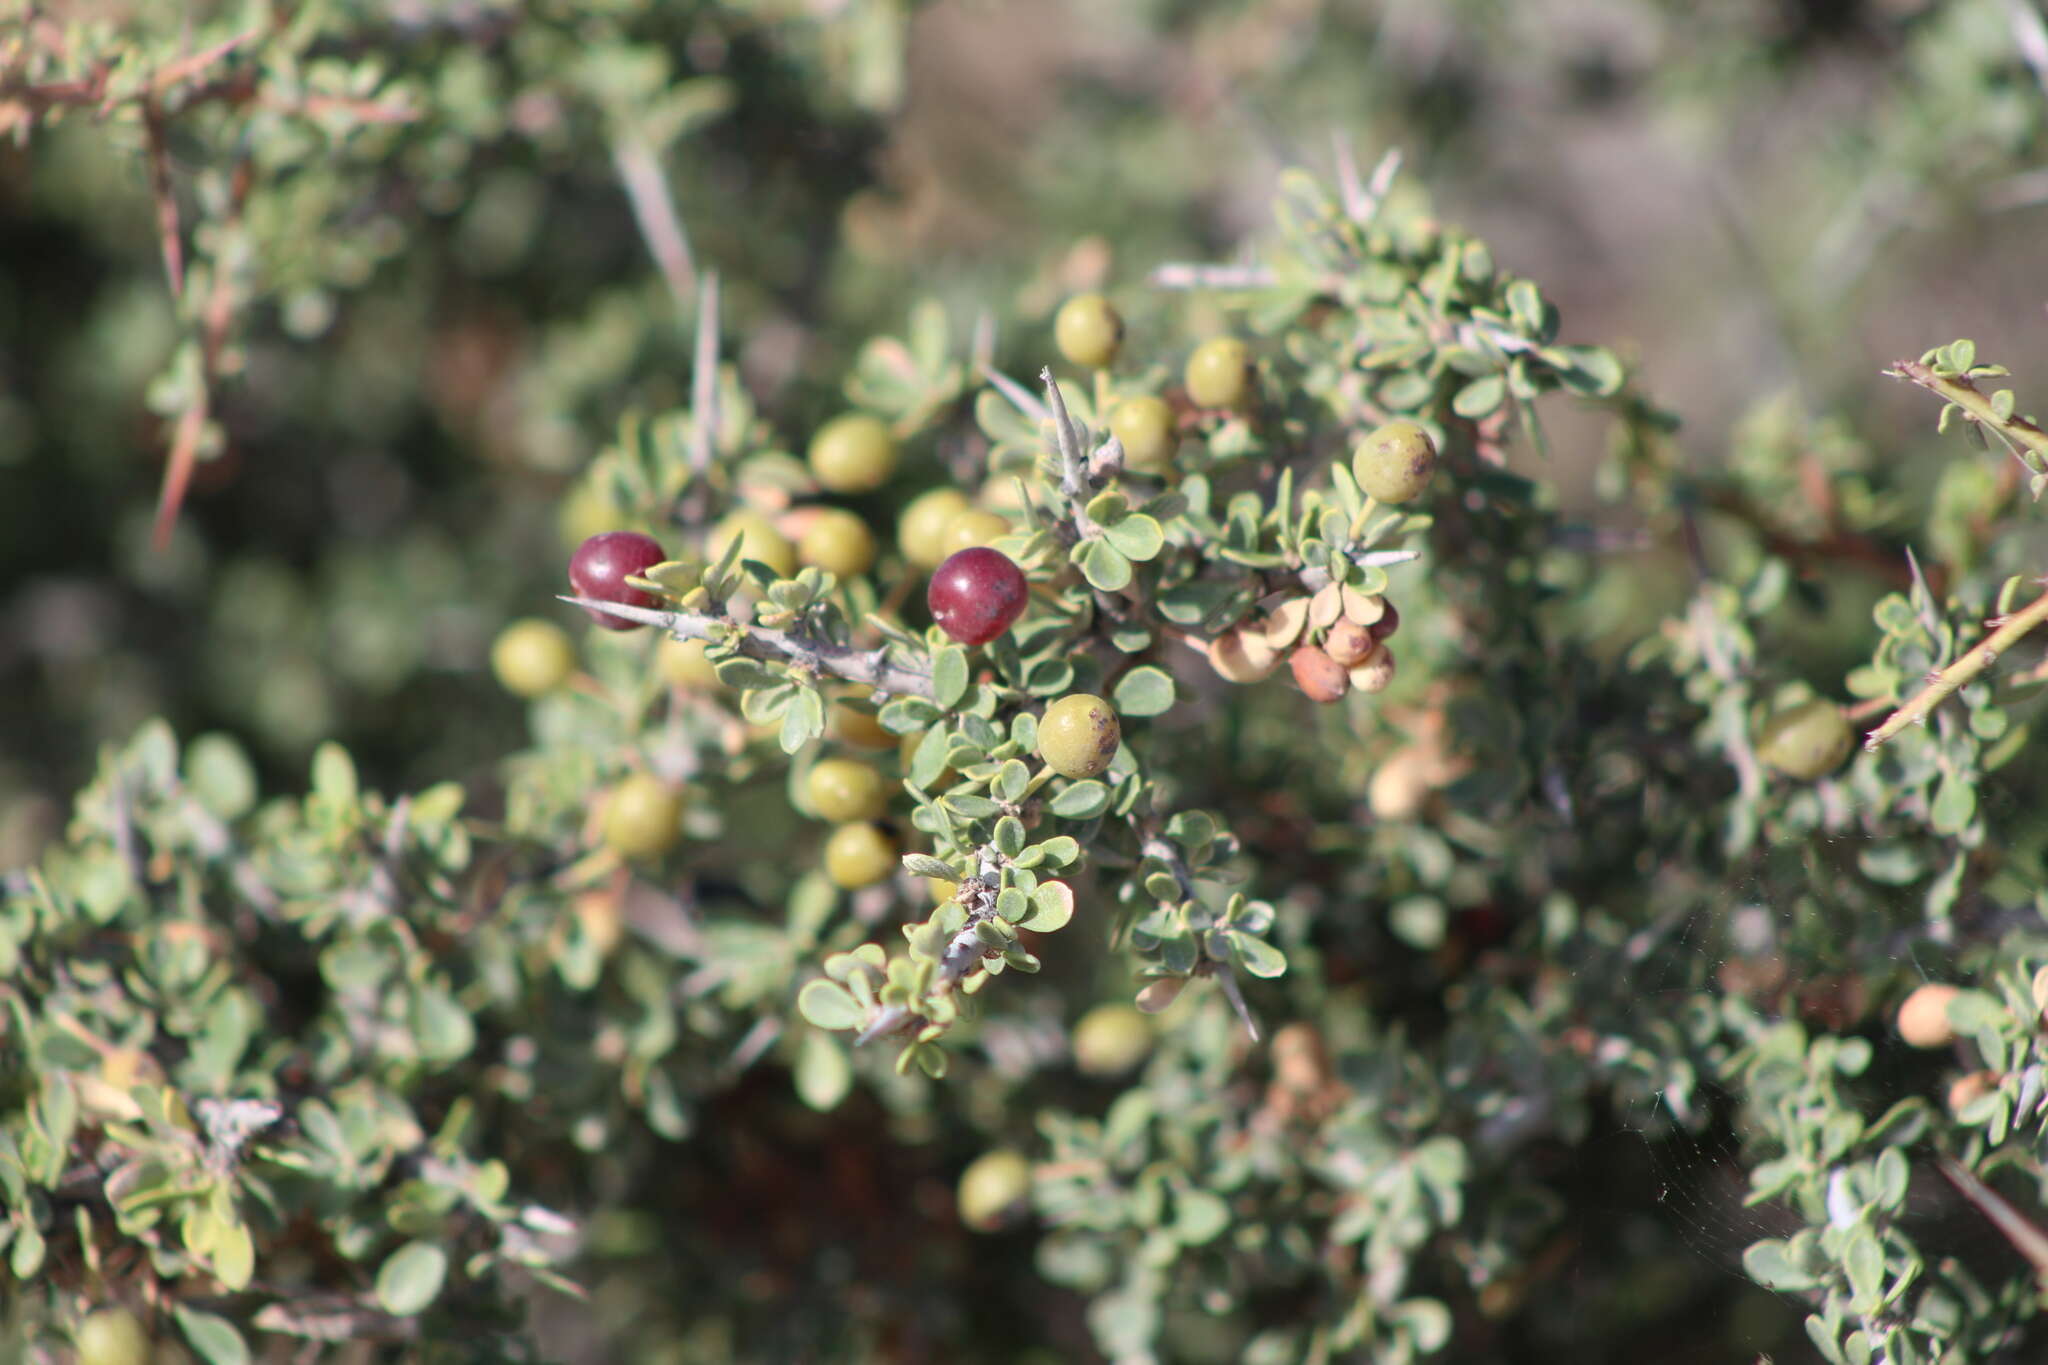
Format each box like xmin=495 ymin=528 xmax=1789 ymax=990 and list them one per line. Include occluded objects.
xmin=7 ymin=5 xmax=2048 ymax=1364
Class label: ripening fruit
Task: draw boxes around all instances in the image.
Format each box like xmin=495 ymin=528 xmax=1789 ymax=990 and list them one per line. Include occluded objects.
xmin=1109 ymin=395 xmax=1178 ymax=474
xmin=1947 ymin=1070 xmax=2000 ymax=1116
xmin=1054 ymin=293 xmax=1124 ymax=370
xmin=1071 ymin=1003 xmax=1154 ymax=1076
xmin=569 ymin=531 xmax=667 ymax=630
xmin=1208 ymin=625 xmax=1283 ymax=684
xmin=491 ymin=618 xmax=576 ymax=698
xmin=806 ymin=758 xmax=889 ymax=823
xmin=824 ymin=821 xmax=897 ymax=889
xmin=1352 ymin=421 xmax=1439 ymax=505
xmin=942 ymin=509 xmax=1012 ymax=557
xmin=899 ymin=488 xmax=973 ymax=570
xmin=1758 ymin=699 xmax=1853 ymax=780
xmin=928 ymin=547 xmax=1030 ymax=646
xmin=1038 ymin=693 xmax=1120 ymax=778
xmin=1371 ymin=600 xmax=1401 ymax=640
xmin=1897 ymin=983 xmax=1960 ymax=1049
xmin=1291 ymin=644 xmax=1350 ymax=703
xmin=1184 ymin=337 xmax=1253 ymax=410
xmin=1322 ymin=618 xmax=1377 ymax=668
xmin=1348 ymin=643 xmax=1397 ymax=694
xmin=797 ymin=507 xmax=878 ymax=578
xmin=557 ymin=483 xmax=617 ymax=552
xmin=808 ymin=413 xmax=897 ymax=493
xmin=708 ymin=509 xmax=798 ymax=579
xmin=957 ymin=1149 xmax=1033 ymax=1231
xmin=602 ymin=772 xmax=684 ymax=860
xmin=75 ymin=1309 xmax=151 ymax=1365
xmin=1369 ymin=745 xmax=1435 ymax=822
xmin=829 ymin=694 xmax=896 ymax=750
xmin=657 ymin=636 xmax=724 ymax=689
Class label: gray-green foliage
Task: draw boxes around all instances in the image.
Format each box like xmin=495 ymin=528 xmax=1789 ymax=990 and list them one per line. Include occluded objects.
xmin=8 ymin=3 xmax=2048 ymax=1364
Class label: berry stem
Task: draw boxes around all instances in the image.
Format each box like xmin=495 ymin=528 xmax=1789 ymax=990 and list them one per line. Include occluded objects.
xmin=559 ymin=595 xmax=936 ymax=699
xmin=1865 ymin=587 xmax=2048 ymax=750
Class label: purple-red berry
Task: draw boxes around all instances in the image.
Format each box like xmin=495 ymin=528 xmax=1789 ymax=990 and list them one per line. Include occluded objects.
xmin=1371 ymin=600 xmax=1401 ymax=641
xmin=569 ymin=531 xmax=667 ymax=630
xmin=928 ymin=547 xmax=1029 ymax=646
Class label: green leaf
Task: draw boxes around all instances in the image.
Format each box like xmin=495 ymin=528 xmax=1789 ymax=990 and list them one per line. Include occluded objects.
xmin=1074 ymin=539 xmax=1133 ymax=592
xmin=994 ymin=815 xmax=1026 ymax=857
xmin=1930 ymin=774 xmax=1977 ymax=835
xmin=1452 ymin=373 xmax=1506 ymax=419
xmin=1101 ymin=515 xmax=1165 ymax=562
xmin=932 ymin=647 xmax=969 ymax=710
xmin=995 ymin=759 xmax=1032 ymax=803
xmin=943 ymin=793 xmax=1003 ymax=819
xmin=186 ymin=733 xmax=257 ymax=820
xmin=1036 ymin=835 xmax=1081 ymax=866
xmin=778 ymin=686 xmax=825 ymax=754
xmin=1112 ymin=666 xmax=1176 ymax=718
xmin=376 ymin=1240 xmax=448 ymax=1316
xmin=1173 ymin=1188 xmax=1229 ymax=1244
xmin=174 ymin=1307 xmax=250 ymax=1365
xmin=209 ymin=1215 xmax=254 ymax=1290
xmin=797 ymin=980 xmax=866 ymax=1030
xmin=1047 ymin=781 xmax=1109 ymax=820
xmin=1017 ymin=881 xmax=1075 ymax=932
xmin=900 ymin=852 xmax=956 ymax=880
xmin=794 ymin=1030 xmax=853 ymax=1111
xmin=1844 ymin=1228 xmax=1884 ymax=1310
xmin=1084 ymin=488 xmax=1130 ymax=524
xmin=1396 ymin=1299 xmax=1452 ymax=1352
xmin=879 ymin=696 xmax=944 ymax=734
xmin=1226 ymin=930 xmax=1287 ymax=978
xmin=311 ymin=742 xmax=358 ymax=810
xmin=1743 ymin=1238 xmax=1817 ymax=1291
xmin=714 ymin=657 xmax=781 ymax=690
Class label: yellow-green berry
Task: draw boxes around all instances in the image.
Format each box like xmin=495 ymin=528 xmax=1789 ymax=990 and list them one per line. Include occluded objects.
xmin=942 ymin=509 xmax=1012 ymax=557
xmin=823 ymin=821 xmax=897 ymax=889
xmin=603 ymin=772 xmax=684 ymax=860
xmin=808 ymin=412 xmax=897 ymax=493
xmin=1038 ymin=693 xmax=1121 ymax=779
xmin=1184 ymin=337 xmax=1253 ymax=410
xmin=1757 ymin=699 xmax=1853 ymax=780
xmin=898 ymin=488 xmax=973 ymax=570
xmin=1055 ymin=293 xmax=1124 ymax=370
xmin=798 ymin=507 xmax=878 ymax=578
xmin=805 ymin=757 xmax=889 ymax=823
xmin=957 ymin=1150 xmax=1033 ymax=1231
xmin=1109 ymin=395 xmax=1178 ymax=474
xmin=708 ymin=509 xmax=797 ymax=579
xmin=1071 ymin=1003 xmax=1155 ymax=1076
xmin=490 ymin=618 xmax=576 ymax=698
xmin=75 ymin=1310 xmax=151 ymax=1365
xmin=1352 ymin=421 xmax=1439 ymax=504
xmin=657 ymin=636 xmax=723 ymax=689
xmin=829 ymin=692 xmax=897 ymax=750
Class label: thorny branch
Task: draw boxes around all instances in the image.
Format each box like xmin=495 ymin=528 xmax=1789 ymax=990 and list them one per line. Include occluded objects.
xmin=560 ymin=596 xmax=936 ymax=699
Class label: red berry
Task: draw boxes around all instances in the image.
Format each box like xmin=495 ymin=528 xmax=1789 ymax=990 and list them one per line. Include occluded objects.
xmin=927 ymin=547 xmax=1029 ymax=646
xmin=569 ymin=531 xmax=666 ymax=630
xmin=1371 ymin=600 xmax=1400 ymax=641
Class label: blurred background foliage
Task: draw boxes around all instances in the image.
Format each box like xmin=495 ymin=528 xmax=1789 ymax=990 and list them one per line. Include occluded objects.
xmin=1 ymin=3 xmax=2047 ymax=1360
